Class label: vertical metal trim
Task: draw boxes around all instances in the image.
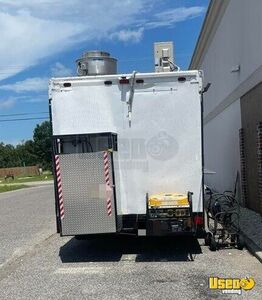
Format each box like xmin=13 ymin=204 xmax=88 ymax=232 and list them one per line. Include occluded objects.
xmin=103 ymin=150 xmax=113 ymax=217
xmin=110 ymin=151 xmax=119 ymax=231
xmin=257 ymin=122 xmax=262 ymax=214
xmin=200 ymin=92 xmax=205 ymax=226
xmin=239 ymin=128 xmax=248 ymax=206
xmin=55 ymin=155 xmax=65 ymax=219
xmin=49 ymin=98 xmax=62 ymax=234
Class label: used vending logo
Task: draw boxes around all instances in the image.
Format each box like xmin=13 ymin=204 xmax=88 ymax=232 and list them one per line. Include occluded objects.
xmin=146 ymin=131 xmax=178 ymax=161
xmin=209 ymin=277 xmax=255 ymax=295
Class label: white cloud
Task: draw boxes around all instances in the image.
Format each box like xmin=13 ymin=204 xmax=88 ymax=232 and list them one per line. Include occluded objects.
xmin=0 ymin=1 xmax=206 ymax=80
xmin=146 ymin=6 xmax=206 ymax=29
xmin=23 ymin=96 xmax=47 ymax=103
xmin=0 ymin=97 xmax=15 ymax=109
xmin=0 ymin=63 xmax=73 ymax=93
xmin=0 ymin=77 xmax=48 ymax=93
xmin=110 ymin=28 xmax=144 ymax=43
xmin=0 ymin=0 xmax=146 ymax=22
xmin=0 ymin=95 xmax=46 ymax=109
xmin=0 ymin=11 xmax=83 ymax=81
xmin=0 ymin=0 xmax=146 ymax=80
xmin=51 ymin=62 xmax=73 ymax=77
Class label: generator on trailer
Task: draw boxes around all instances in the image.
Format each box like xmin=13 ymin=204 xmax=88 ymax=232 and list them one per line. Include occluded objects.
xmin=49 ymin=44 xmax=205 ymax=238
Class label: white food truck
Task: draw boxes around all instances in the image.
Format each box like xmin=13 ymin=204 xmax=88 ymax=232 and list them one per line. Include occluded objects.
xmin=49 ymin=44 xmax=205 ymax=238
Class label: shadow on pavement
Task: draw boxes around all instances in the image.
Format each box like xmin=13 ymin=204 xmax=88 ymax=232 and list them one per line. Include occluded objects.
xmin=59 ymin=235 xmax=202 ymax=263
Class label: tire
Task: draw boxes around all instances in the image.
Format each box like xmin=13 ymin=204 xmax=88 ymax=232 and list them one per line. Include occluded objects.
xmin=230 ymin=234 xmax=236 ymax=244
xmin=189 ymin=252 xmax=194 ymax=261
xmin=236 ymin=234 xmax=245 ymax=250
xmin=75 ymin=235 xmax=88 ymax=240
xmin=205 ymin=232 xmax=212 ymax=246
xmin=209 ymin=235 xmax=217 ymax=251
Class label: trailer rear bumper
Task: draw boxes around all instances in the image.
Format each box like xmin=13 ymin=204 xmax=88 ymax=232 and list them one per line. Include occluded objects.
xmin=146 ymin=218 xmax=191 ymax=236
xmin=120 ymin=212 xmax=205 ymax=237
xmin=145 ymin=215 xmax=205 ymax=237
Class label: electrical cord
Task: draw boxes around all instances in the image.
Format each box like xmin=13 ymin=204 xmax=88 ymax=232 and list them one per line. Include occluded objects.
xmin=206 ymin=191 xmax=240 ymax=234
xmin=168 ymin=60 xmax=180 ymax=71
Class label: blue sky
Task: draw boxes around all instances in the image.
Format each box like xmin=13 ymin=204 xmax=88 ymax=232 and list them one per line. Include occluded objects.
xmin=0 ymin=0 xmax=209 ymax=145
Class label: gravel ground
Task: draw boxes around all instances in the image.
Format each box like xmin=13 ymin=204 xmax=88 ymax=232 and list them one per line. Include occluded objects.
xmin=239 ymin=207 xmax=262 ymax=249
xmin=0 ymin=235 xmax=261 ymax=300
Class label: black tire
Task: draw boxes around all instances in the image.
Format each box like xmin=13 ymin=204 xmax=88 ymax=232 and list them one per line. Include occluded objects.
xmin=205 ymin=232 xmax=212 ymax=246
xmin=189 ymin=252 xmax=194 ymax=261
xmin=209 ymin=235 xmax=217 ymax=251
xmin=230 ymin=234 xmax=236 ymax=244
xmin=236 ymin=234 xmax=245 ymax=250
xmin=146 ymin=192 xmax=149 ymax=217
xmin=75 ymin=235 xmax=88 ymax=240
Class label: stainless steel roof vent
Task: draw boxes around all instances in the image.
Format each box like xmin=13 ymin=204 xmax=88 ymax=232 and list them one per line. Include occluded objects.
xmin=76 ymin=51 xmax=117 ymax=76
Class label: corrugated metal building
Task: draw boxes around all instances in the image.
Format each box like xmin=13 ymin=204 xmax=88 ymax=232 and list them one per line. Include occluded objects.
xmin=190 ymin=0 xmax=262 ymax=214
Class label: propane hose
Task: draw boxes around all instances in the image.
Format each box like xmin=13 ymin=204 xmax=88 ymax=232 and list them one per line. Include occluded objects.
xmin=205 ymin=190 xmax=240 ymax=233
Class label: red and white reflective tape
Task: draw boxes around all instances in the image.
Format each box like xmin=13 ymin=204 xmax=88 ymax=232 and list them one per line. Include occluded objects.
xmin=55 ymin=155 xmax=65 ymax=220
xmin=103 ymin=151 xmax=112 ymax=216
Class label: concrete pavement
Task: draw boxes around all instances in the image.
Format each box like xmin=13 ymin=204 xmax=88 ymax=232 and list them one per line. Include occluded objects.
xmin=0 ymin=185 xmax=55 ymax=267
xmin=0 ymin=185 xmax=261 ymax=299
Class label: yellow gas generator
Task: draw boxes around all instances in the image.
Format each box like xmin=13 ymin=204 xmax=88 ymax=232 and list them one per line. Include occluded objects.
xmin=146 ymin=192 xmax=196 ymax=236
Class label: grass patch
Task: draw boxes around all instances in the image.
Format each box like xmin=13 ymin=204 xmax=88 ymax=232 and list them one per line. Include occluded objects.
xmin=0 ymin=185 xmax=28 ymax=193
xmin=0 ymin=174 xmax=53 ymax=184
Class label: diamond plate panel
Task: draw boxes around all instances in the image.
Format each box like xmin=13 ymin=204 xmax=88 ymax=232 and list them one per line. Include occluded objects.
xmin=59 ymin=152 xmax=116 ymax=235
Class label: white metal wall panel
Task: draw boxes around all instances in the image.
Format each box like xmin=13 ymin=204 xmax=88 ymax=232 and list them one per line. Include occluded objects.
xmin=51 ymin=72 xmax=203 ymax=215
xmin=114 ymin=82 xmax=202 ymax=213
xmin=51 ymin=86 xmax=122 ymax=135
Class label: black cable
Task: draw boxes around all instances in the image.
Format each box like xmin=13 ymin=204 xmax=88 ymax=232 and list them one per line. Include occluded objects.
xmin=206 ymin=191 xmax=240 ymax=234
xmin=0 ymin=117 xmax=49 ymax=122
xmin=0 ymin=112 xmax=48 ymax=117
xmin=168 ymin=60 xmax=180 ymax=71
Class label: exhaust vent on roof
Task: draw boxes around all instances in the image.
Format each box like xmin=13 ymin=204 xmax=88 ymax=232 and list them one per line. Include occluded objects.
xmin=76 ymin=51 xmax=117 ymax=76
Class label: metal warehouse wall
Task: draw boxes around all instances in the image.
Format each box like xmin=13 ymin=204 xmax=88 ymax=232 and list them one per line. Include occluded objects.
xmin=240 ymin=83 xmax=262 ymax=214
xmin=193 ymin=0 xmax=262 ymax=205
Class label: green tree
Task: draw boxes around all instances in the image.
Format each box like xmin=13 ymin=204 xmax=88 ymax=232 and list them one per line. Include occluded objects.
xmin=0 ymin=142 xmax=20 ymax=168
xmin=0 ymin=121 xmax=52 ymax=170
xmin=16 ymin=140 xmax=37 ymax=167
xmin=33 ymin=121 xmax=52 ymax=170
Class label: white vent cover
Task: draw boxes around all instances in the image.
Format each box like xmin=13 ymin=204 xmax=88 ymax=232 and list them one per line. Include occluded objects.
xmin=154 ymin=42 xmax=174 ymax=72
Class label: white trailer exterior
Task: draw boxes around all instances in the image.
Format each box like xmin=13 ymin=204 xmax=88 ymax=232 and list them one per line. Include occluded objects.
xmin=49 ymin=70 xmax=204 ymax=237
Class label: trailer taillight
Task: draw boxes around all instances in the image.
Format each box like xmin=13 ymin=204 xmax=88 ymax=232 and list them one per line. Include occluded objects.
xmin=136 ymin=79 xmax=144 ymax=84
xmin=194 ymin=215 xmax=203 ymax=225
xmin=178 ymin=76 xmax=186 ymax=83
xmin=119 ymin=78 xmax=129 ymax=84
